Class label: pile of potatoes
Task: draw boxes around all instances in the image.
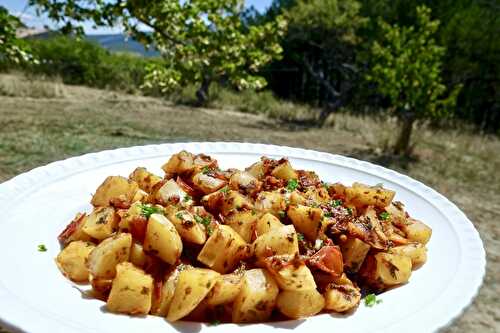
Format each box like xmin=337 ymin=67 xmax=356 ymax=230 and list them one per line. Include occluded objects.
xmin=55 ymin=151 xmax=431 ymax=323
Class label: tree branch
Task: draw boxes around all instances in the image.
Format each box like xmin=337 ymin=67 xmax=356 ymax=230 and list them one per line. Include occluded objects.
xmin=302 ymin=56 xmax=340 ymax=97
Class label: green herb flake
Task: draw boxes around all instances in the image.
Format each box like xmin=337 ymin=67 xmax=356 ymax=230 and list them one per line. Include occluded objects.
xmin=209 ymin=319 xmax=220 ymax=326
xmin=38 ymin=244 xmax=47 ymax=252
xmin=364 ymin=293 xmax=382 ymax=307
xmin=346 ymin=207 xmax=353 ymax=215
xmin=379 ymin=212 xmax=390 ymax=220
xmin=220 ymin=186 xmax=229 ymax=194
xmin=286 ymin=179 xmax=299 ymax=192
xmin=140 ymin=204 xmax=163 ymax=218
xmin=331 ymin=199 xmax=343 ymax=207
xmin=183 ymin=194 xmax=192 ymax=202
xmin=201 ymin=166 xmax=211 ymax=174
xmin=206 ymin=225 xmax=213 ymax=236
xmin=175 ymin=212 xmax=184 ymax=220
xmin=297 ymin=233 xmax=305 ymax=241
xmin=278 ymin=211 xmax=286 ymax=219
xmin=324 ymin=211 xmax=333 ymax=218
xmin=194 ymin=215 xmax=211 ymax=226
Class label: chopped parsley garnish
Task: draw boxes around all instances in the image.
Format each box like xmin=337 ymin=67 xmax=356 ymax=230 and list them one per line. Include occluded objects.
xmin=194 ymin=214 xmax=211 ymax=226
xmin=379 ymin=212 xmax=390 ymax=220
xmin=364 ymin=293 xmax=382 ymax=307
xmin=324 ymin=211 xmax=333 ymax=218
xmin=206 ymin=225 xmax=213 ymax=236
xmin=201 ymin=166 xmax=211 ymax=174
xmin=175 ymin=212 xmax=184 ymax=220
xmin=38 ymin=244 xmax=47 ymax=252
xmin=140 ymin=204 xmax=163 ymax=218
xmin=220 ymin=186 xmax=229 ymax=194
xmin=278 ymin=211 xmax=286 ymax=219
xmin=297 ymin=233 xmax=305 ymax=241
xmin=331 ymin=199 xmax=343 ymax=207
xmin=251 ymin=209 xmax=257 ymax=216
xmin=286 ymin=179 xmax=299 ymax=192
xmin=183 ymin=194 xmax=192 ymax=202
xmin=346 ymin=207 xmax=353 ymax=215
xmin=209 ymin=319 xmax=221 ymax=326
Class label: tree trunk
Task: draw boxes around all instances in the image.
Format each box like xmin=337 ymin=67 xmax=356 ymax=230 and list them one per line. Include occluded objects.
xmin=394 ymin=113 xmax=416 ymax=156
xmin=195 ymin=77 xmax=211 ymax=107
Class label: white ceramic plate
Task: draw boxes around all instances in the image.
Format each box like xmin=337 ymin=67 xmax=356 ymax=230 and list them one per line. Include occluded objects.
xmin=0 ymin=142 xmax=485 ymax=333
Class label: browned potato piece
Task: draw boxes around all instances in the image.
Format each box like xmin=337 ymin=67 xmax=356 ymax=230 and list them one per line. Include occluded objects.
xmin=192 ymin=172 xmax=227 ymax=194
xmin=323 ymin=276 xmax=361 ymax=312
xmin=340 ymin=237 xmax=371 ymax=273
xmin=254 ymin=191 xmax=286 ymax=216
xmin=151 ymin=266 xmax=182 ymax=316
xmin=129 ymin=167 xmax=162 ymax=193
xmin=143 ymin=213 xmax=183 ymax=265
xmin=303 ymin=187 xmax=331 ymax=204
xmin=91 ymin=176 xmax=139 ymax=207
xmin=58 ymin=213 xmax=92 ymax=246
xmin=166 ymin=268 xmax=220 ymax=321
xmin=164 ymin=207 xmax=207 ymax=245
xmin=253 ymin=225 xmax=299 ymax=263
xmin=223 ymin=209 xmax=258 ymax=243
xmin=229 ymin=170 xmax=262 ymax=195
xmin=404 ymin=218 xmax=432 ymax=245
xmin=153 ymin=179 xmax=193 ymax=207
xmin=288 ymin=190 xmax=306 ymax=205
xmin=232 ymin=268 xmax=279 ymax=323
xmin=271 ymin=160 xmax=298 ymax=180
xmin=205 ymin=273 xmax=243 ymax=306
xmin=221 ymin=190 xmax=253 ymax=216
xmin=162 ymin=150 xmax=195 ymax=175
xmin=255 ymin=213 xmax=284 ymax=236
xmin=107 ymin=262 xmax=153 ymax=315
xmin=246 ymin=161 xmax=265 ymax=179
xmin=277 ymin=289 xmax=325 ymax=319
xmin=345 ymin=182 xmax=395 ymax=208
xmin=264 ymin=255 xmax=316 ymax=291
xmin=360 ymin=252 xmax=412 ymax=290
xmin=82 ymin=206 xmax=118 ymax=241
xmin=389 ymin=243 xmax=427 ymax=268
xmin=87 ymin=233 xmax=132 ymax=279
xmin=197 ymin=225 xmax=249 ymax=273
xmin=130 ymin=242 xmax=148 ymax=268
xmin=117 ymin=201 xmax=145 ymax=232
xmin=56 ymin=241 xmax=95 ymax=282
xmin=287 ymin=204 xmax=323 ymax=241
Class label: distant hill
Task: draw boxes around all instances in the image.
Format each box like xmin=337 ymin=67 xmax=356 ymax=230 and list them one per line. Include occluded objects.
xmin=86 ymin=34 xmax=160 ymax=57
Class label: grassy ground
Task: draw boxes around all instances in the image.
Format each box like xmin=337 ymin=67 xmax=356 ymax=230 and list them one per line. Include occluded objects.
xmin=0 ymin=74 xmax=498 ymax=332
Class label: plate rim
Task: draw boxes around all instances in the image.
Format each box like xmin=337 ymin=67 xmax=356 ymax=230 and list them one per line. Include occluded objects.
xmin=0 ymin=142 xmax=486 ymax=333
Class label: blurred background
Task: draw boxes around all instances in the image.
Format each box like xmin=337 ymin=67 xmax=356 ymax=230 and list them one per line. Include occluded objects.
xmin=0 ymin=1 xmax=498 ymax=332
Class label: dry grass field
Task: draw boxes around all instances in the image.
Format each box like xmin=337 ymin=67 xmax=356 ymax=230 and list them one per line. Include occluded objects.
xmin=0 ymin=74 xmax=498 ymax=332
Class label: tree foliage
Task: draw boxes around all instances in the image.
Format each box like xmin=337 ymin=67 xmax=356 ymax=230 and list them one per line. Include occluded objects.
xmin=30 ymin=0 xmax=286 ymax=104
xmin=366 ymin=5 xmax=461 ymax=154
xmin=0 ymin=6 xmax=34 ymax=66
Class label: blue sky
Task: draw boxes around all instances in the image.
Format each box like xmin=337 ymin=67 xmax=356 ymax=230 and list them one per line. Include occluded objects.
xmin=2 ymin=0 xmax=273 ymax=34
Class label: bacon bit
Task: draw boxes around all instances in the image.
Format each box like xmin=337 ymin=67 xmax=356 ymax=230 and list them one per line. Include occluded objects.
xmin=176 ymin=176 xmax=200 ymax=197
xmin=296 ymin=170 xmax=321 ymax=188
xmin=109 ymin=196 xmax=131 ymax=209
xmin=57 ymin=213 xmax=85 ymax=245
xmin=129 ymin=216 xmax=148 ymax=243
xmin=262 ymin=176 xmax=286 ymax=191
xmin=307 ymin=245 xmax=343 ymax=278
xmin=153 ymin=279 xmax=163 ymax=304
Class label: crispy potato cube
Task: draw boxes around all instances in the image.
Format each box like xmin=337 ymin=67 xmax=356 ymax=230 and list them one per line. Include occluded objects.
xmin=264 ymin=255 xmax=316 ymax=291
xmin=223 ymin=209 xmax=258 ymax=243
xmin=192 ymin=172 xmax=227 ymax=194
xmin=58 ymin=213 xmax=92 ymax=246
xmin=165 ymin=206 xmax=207 ymax=245
xmin=117 ymin=201 xmax=143 ymax=232
xmin=197 ymin=225 xmax=249 ymax=273
xmin=340 ymin=237 xmax=371 ymax=273
xmin=166 ymin=268 xmax=220 ymax=321
xmin=255 ymin=213 xmax=284 ymax=236
xmin=277 ymin=289 xmax=325 ymax=319
xmin=303 ymin=187 xmax=331 ymax=204
xmin=107 ymin=262 xmax=153 ymax=315
xmin=229 ymin=171 xmax=262 ymax=195
xmin=288 ymin=190 xmax=306 ymax=205
xmin=360 ymin=252 xmax=412 ymax=290
xmin=404 ymin=218 xmax=432 ymax=245
xmin=205 ymin=273 xmax=243 ymax=306
xmin=153 ymin=179 xmax=193 ymax=207
xmin=271 ymin=160 xmax=298 ymax=180
xmin=221 ymin=190 xmax=253 ymax=216
xmin=201 ymin=190 xmax=224 ymax=213
xmin=130 ymin=242 xmax=148 ymax=268
xmin=287 ymin=205 xmax=323 ymax=241
xmin=246 ymin=161 xmax=265 ymax=179
xmin=162 ymin=150 xmax=195 ymax=175
xmin=82 ymin=206 xmax=118 ymax=241
xmin=129 ymin=167 xmax=162 ymax=193
xmin=87 ymin=233 xmax=132 ymax=279
xmin=345 ymin=182 xmax=395 ymax=208
xmin=232 ymin=268 xmax=279 ymax=323
xmin=389 ymin=243 xmax=427 ymax=268
xmin=323 ymin=277 xmax=361 ymax=312
xmin=253 ymin=225 xmax=299 ymax=263
xmin=91 ymin=176 xmax=139 ymax=207
xmin=254 ymin=191 xmax=286 ymax=216
xmin=143 ymin=213 xmax=183 ymax=265
xmin=56 ymin=241 xmax=95 ymax=282
xmin=151 ymin=266 xmax=181 ymax=316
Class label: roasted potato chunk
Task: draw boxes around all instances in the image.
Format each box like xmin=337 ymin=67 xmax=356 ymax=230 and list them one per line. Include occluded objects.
xmin=265 ymin=255 xmax=316 ymax=291
xmin=389 ymin=243 xmax=427 ymax=268
xmin=162 ymin=150 xmax=195 ymax=175
xmin=91 ymin=176 xmax=139 ymax=207
xmin=87 ymin=233 xmax=132 ymax=279
xmin=165 ymin=207 xmax=207 ymax=245
xmin=107 ymin=262 xmax=153 ymax=315
xmin=360 ymin=253 xmax=412 ymax=290
xmin=277 ymin=289 xmax=325 ymax=319
xmin=58 ymin=213 xmax=92 ymax=246
xmin=82 ymin=206 xmax=118 ymax=241
xmin=271 ymin=160 xmax=297 ymax=180
xmin=153 ymin=179 xmax=193 ymax=207
xmin=254 ymin=191 xmax=287 ymax=217
xmin=151 ymin=266 xmax=181 ymax=316
xmin=340 ymin=237 xmax=370 ymax=273
xmin=345 ymin=182 xmax=395 ymax=208
xmin=143 ymin=213 xmax=183 ymax=265
xmin=56 ymin=241 xmax=95 ymax=282
xmin=205 ymin=273 xmax=243 ymax=306
xmin=232 ymin=268 xmax=279 ymax=323
xmin=129 ymin=167 xmax=162 ymax=193
xmin=287 ymin=204 xmax=323 ymax=241
xmin=253 ymin=225 xmax=299 ymax=263
xmin=223 ymin=209 xmax=258 ymax=243
xmin=255 ymin=212 xmax=284 ymax=236
xmin=192 ymin=172 xmax=227 ymax=194
xmin=323 ymin=276 xmax=361 ymax=312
